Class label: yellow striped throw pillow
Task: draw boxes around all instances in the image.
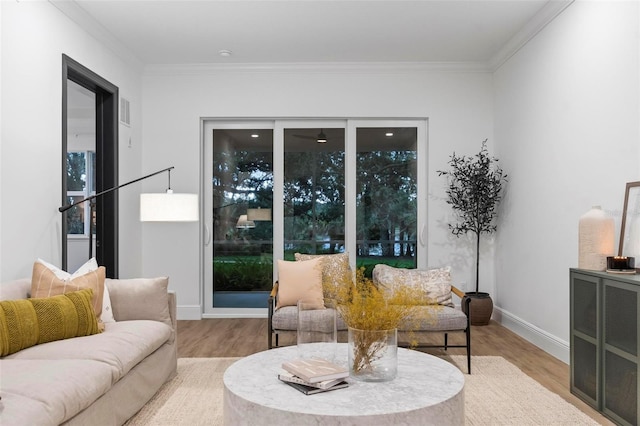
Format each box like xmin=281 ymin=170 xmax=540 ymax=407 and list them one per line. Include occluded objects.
xmin=0 ymin=288 xmax=100 ymax=356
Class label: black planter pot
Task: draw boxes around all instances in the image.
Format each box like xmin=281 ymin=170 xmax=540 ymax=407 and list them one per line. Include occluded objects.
xmin=461 ymin=292 xmax=493 ymax=326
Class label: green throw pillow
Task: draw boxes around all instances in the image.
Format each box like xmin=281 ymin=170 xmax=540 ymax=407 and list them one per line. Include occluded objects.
xmin=0 ymin=288 xmax=101 ymax=356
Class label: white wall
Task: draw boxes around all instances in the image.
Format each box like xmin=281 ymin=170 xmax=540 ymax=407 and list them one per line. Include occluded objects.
xmin=6 ymin=0 xmax=635 ymax=365
xmin=0 ymin=1 xmax=143 ymax=280
xmin=494 ymin=0 xmax=640 ymax=362
xmin=141 ymin=66 xmax=495 ymax=318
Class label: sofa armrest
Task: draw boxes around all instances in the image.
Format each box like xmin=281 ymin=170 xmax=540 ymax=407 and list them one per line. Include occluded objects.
xmin=0 ymin=278 xmax=32 ymax=301
xmin=168 ymin=290 xmax=177 ymax=331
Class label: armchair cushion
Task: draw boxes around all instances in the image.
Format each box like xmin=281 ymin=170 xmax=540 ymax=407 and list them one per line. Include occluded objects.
xmin=372 ymin=264 xmax=454 ymax=307
xmin=272 ymin=306 xmax=348 ymax=331
xmin=294 ymin=252 xmax=352 ymax=304
xmin=275 ymin=258 xmax=324 ymax=310
xmin=398 ymin=305 xmax=467 ymax=331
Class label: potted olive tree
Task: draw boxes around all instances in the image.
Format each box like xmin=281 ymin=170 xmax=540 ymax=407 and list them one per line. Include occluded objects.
xmin=437 ymin=140 xmax=507 ymax=325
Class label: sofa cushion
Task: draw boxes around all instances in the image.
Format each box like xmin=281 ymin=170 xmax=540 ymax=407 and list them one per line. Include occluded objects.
xmin=31 ymin=261 xmax=106 ymax=326
xmin=106 ymin=277 xmax=171 ymax=327
xmin=5 ymin=320 xmax=171 ymax=383
xmin=276 ymin=258 xmax=324 ymax=310
xmin=0 ymin=288 xmax=100 ymax=356
xmin=0 ymin=358 xmax=113 ymax=425
xmin=294 ymin=252 xmax=352 ymax=304
xmin=373 ymin=264 xmax=455 ymax=307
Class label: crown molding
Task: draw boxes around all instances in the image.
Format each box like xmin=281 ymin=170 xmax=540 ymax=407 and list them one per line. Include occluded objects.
xmin=489 ymin=0 xmax=574 ymax=71
xmin=48 ymin=0 xmax=144 ymax=72
xmin=144 ymin=61 xmax=493 ymax=76
xmin=49 ymin=0 xmax=573 ymax=77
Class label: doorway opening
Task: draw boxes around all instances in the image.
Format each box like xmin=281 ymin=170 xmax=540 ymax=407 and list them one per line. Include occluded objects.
xmin=62 ymin=55 xmax=119 ymax=277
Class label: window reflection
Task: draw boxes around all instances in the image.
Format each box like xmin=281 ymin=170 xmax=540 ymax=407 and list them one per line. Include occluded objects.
xmin=356 ymin=127 xmax=418 ymax=273
xmin=284 ymin=128 xmax=346 ymax=259
xmin=212 ymin=129 xmax=274 ymax=308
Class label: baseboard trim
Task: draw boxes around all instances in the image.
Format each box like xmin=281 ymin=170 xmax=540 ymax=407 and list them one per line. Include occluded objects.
xmin=492 ymin=307 xmax=569 ymax=364
xmin=177 ymin=305 xmax=270 ymax=319
xmin=177 ymin=305 xmax=202 ymax=320
xmin=202 ymin=308 xmax=268 ymax=319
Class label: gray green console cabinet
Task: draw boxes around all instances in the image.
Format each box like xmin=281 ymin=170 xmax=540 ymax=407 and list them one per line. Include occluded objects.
xmin=570 ymin=268 xmax=639 ymax=426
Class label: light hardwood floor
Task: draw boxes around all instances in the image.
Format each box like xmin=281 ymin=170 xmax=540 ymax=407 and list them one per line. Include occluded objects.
xmin=177 ymin=318 xmax=614 ymax=425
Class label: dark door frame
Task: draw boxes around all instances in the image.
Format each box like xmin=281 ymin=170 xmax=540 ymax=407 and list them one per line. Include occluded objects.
xmin=62 ymin=54 xmax=119 ymax=277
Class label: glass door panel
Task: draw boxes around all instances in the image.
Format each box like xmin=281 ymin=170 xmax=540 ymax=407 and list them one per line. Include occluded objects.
xmin=283 ymin=128 xmax=346 ymax=259
xmin=65 ymin=80 xmax=96 ymax=272
xmin=356 ymin=127 xmax=418 ymax=274
xmin=212 ymin=129 xmax=273 ymax=308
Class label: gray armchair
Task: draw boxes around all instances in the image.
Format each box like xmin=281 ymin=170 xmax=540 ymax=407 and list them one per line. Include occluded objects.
xmin=267 ymin=265 xmax=472 ymax=373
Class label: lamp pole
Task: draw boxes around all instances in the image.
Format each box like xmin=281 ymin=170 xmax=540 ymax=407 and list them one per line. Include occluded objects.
xmin=59 ymin=166 xmax=175 ymax=213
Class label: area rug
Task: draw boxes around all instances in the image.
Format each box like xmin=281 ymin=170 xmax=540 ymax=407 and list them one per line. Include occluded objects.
xmin=125 ymin=356 xmax=599 ymax=426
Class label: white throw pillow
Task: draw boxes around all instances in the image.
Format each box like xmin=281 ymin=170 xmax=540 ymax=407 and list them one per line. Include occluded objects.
xmin=372 ymin=264 xmax=454 ymax=307
xmin=101 ymin=281 xmax=116 ymax=323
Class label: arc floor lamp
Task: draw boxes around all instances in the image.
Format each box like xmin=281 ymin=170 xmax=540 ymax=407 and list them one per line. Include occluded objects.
xmin=59 ymin=166 xmax=198 ymax=259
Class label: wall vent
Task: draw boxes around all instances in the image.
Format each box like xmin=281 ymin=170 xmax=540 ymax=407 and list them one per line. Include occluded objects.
xmin=120 ymin=97 xmax=131 ymax=126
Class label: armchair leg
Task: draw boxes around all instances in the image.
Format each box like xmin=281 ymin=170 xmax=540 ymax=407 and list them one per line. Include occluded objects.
xmin=464 ymin=294 xmax=472 ymax=374
xmin=444 ymin=333 xmax=448 ymax=350
xmin=466 ymin=327 xmax=471 ymax=374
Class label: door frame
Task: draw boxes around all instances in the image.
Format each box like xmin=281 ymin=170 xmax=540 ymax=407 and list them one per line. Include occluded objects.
xmin=62 ymin=55 xmax=119 ymax=276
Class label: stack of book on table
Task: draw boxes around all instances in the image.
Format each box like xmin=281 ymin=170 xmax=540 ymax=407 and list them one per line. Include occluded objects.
xmin=279 ymin=357 xmax=349 ymax=395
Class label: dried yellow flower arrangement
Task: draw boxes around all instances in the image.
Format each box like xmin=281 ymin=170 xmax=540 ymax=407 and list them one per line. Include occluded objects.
xmin=332 ymin=268 xmax=422 ymax=330
xmin=326 ymin=266 xmax=438 ymax=379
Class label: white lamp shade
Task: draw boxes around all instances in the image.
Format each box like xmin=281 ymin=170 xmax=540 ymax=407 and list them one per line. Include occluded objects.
xmin=140 ymin=192 xmax=199 ymax=222
xmin=236 ymin=214 xmax=256 ymax=229
xmin=246 ymin=208 xmax=271 ymax=221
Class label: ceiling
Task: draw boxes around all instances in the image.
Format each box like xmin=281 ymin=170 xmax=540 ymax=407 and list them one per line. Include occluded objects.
xmin=51 ymin=0 xmax=572 ymax=68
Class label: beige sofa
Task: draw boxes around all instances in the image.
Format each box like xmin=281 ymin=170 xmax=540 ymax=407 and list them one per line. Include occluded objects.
xmin=0 ymin=277 xmax=177 ymax=425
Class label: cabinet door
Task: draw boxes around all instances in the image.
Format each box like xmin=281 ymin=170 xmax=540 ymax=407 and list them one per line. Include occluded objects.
xmin=570 ymin=273 xmax=600 ymax=406
xmin=603 ymin=279 xmax=638 ymax=426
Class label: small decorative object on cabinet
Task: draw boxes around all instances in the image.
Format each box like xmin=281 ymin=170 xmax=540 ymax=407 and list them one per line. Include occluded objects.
xmin=578 ymin=206 xmax=615 ymax=271
xmin=570 ymin=268 xmax=639 ymax=426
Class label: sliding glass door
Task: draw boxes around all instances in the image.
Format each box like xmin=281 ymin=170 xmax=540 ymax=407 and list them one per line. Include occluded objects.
xmin=355 ymin=127 xmax=418 ymax=273
xmin=202 ymin=119 xmax=426 ymax=317
xmin=284 ymin=127 xmax=346 ymax=259
xmin=207 ymin=124 xmax=274 ymax=312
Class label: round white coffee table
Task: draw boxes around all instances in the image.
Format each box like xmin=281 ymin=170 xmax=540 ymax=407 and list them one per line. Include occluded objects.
xmin=223 ymin=344 xmax=464 ymax=425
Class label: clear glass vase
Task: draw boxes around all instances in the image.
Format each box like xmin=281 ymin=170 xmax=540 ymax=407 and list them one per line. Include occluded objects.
xmin=348 ymin=327 xmax=398 ymax=382
xmin=297 ymin=300 xmax=337 ymax=361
